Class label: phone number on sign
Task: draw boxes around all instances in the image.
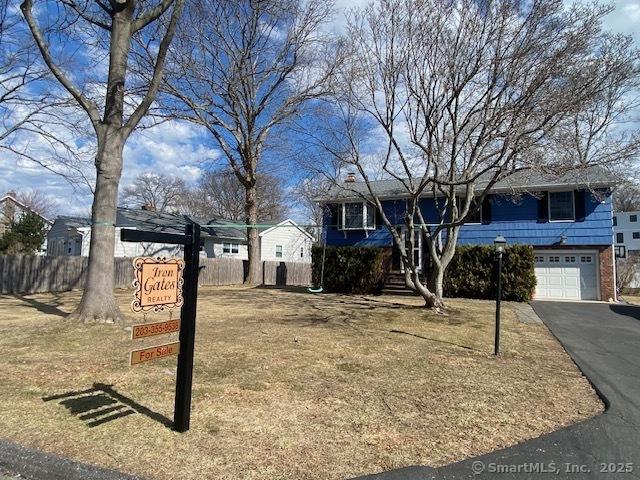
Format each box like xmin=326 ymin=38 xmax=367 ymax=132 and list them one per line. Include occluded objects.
xmin=132 ymin=319 xmax=180 ymax=339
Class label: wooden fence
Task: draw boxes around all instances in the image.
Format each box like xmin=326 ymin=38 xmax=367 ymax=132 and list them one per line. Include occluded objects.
xmin=0 ymin=255 xmax=311 ymax=294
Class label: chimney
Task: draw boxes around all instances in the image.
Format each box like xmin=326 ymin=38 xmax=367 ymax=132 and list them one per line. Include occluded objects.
xmin=345 ymin=172 xmax=356 ymax=183
xmin=5 ymin=190 xmax=16 ymax=198
xmin=141 ymin=203 xmax=156 ymax=212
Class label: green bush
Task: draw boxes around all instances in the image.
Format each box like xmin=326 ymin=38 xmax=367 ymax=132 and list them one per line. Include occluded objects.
xmin=312 ymin=246 xmax=385 ymax=294
xmin=444 ymin=244 xmax=536 ymax=302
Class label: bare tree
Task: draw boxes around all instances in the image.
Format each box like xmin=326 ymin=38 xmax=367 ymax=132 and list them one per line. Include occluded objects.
xmin=15 ymin=189 xmax=59 ymax=219
xmin=614 ymin=181 xmax=640 ymax=212
xmin=292 ymin=175 xmax=330 ymax=238
xmin=121 ymin=172 xmax=185 ymax=212
xmin=158 ymin=0 xmax=339 ymax=284
xmin=304 ymin=0 xmax=639 ymax=310
xmin=183 ymin=168 xmax=288 ymax=222
xmin=21 ymin=0 xmax=184 ymax=323
xmin=617 ymin=253 xmax=640 ymax=293
xmin=0 ymin=0 xmax=92 ymax=189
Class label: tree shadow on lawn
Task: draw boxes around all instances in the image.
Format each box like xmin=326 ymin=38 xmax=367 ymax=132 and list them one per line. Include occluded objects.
xmin=42 ymin=383 xmax=172 ymax=429
xmin=9 ymin=293 xmax=69 ymax=318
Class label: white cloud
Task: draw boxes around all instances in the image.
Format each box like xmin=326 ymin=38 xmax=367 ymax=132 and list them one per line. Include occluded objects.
xmin=599 ymin=1 xmax=640 ymax=40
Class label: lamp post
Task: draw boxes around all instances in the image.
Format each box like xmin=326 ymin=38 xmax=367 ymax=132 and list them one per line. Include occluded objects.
xmin=494 ymin=235 xmax=507 ymax=356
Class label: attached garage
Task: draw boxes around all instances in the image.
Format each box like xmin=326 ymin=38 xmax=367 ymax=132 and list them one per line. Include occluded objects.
xmin=533 ymin=250 xmax=599 ymax=300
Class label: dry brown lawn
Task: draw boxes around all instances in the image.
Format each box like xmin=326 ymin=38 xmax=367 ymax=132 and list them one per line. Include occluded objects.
xmin=0 ymin=286 xmax=602 ymax=480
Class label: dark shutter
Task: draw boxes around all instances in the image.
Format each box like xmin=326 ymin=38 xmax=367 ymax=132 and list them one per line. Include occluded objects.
xmin=481 ymin=195 xmax=492 ymax=224
xmin=537 ymin=192 xmax=549 ymax=223
xmin=375 ymin=205 xmax=382 ymax=228
xmin=574 ymin=190 xmax=586 ymax=222
xmin=327 ymin=204 xmax=340 ymax=230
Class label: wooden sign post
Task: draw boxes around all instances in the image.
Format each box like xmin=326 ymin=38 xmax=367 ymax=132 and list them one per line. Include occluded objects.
xmin=121 ymin=223 xmax=202 ymax=433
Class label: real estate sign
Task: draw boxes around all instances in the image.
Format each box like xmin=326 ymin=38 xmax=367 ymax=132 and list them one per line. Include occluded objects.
xmin=130 ymin=342 xmax=180 ymax=365
xmin=131 ymin=257 xmax=185 ymax=312
xmin=131 ymin=319 xmax=181 ymax=340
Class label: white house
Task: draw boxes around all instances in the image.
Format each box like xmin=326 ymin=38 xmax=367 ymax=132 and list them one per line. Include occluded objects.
xmin=0 ymin=191 xmax=52 ymax=254
xmin=47 ymin=207 xmax=313 ymax=263
xmin=613 ymin=211 xmax=640 ymax=258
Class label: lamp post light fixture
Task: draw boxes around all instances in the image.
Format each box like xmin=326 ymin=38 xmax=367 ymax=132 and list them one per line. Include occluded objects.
xmin=493 ymin=235 xmax=507 ymax=356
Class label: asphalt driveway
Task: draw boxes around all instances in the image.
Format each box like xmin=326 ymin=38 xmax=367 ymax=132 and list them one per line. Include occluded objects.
xmin=357 ymin=301 xmax=640 ymax=479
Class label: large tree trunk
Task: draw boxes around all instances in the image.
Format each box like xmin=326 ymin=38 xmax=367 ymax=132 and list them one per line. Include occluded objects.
xmin=68 ymin=138 xmax=125 ymax=323
xmin=429 ymin=263 xmax=445 ymax=301
xmin=245 ymin=185 xmax=262 ymax=285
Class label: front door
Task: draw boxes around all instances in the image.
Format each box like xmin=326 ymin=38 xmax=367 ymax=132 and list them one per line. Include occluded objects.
xmin=400 ymin=227 xmax=422 ymax=273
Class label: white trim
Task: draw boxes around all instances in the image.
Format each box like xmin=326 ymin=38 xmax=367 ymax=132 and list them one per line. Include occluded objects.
xmin=339 ymin=202 xmax=376 ymax=231
xmin=548 ymin=190 xmax=576 ymax=222
xmin=400 ymin=227 xmax=422 ymax=273
xmin=258 ymin=218 xmax=314 ymax=239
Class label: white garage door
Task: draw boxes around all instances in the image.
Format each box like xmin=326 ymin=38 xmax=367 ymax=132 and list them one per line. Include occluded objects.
xmin=534 ymin=251 xmax=598 ymax=300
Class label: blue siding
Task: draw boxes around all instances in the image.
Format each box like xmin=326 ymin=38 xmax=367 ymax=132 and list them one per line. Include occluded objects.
xmin=457 ymin=192 xmax=612 ymax=246
xmin=323 ymin=190 xmax=613 ymax=248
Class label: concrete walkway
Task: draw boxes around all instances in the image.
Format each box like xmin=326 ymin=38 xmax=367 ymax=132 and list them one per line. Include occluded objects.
xmin=356 ymin=301 xmax=640 ymax=479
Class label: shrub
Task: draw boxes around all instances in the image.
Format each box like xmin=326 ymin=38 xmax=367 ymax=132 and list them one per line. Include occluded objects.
xmin=312 ymin=246 xmax=385 ymax=294
xmin=444 ymin=244 xmax=536 ymax=302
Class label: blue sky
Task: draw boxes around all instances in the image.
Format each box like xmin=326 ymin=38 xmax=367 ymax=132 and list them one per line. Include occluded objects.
xmin=1 ymin=0 xmax=639 ymax=218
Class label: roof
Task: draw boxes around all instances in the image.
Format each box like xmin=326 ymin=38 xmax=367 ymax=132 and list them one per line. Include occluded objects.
xmin=318 ymin=166 xmax=618 ymax=202
xmin=0 ymin=195 xmax=53 ymax=224
xmin=192 ymin=217 xmax=248 ymax=241
xmin=258 ymin=219 xmax=314 ymax=239
xmin=51 ymin=208 xmax=302 ymax=242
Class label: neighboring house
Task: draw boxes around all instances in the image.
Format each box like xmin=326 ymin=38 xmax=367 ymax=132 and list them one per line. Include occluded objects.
xmin=612 ymin=211 xmax=640 ymax=257
xmin=317 ymin=167 xmax=617 ymax=301
xmin=0 ymin=191 xmax=52 ymax=254
xmin=47 ymin=207 xmax=313 ymax=263
xmin=192 ymin=217 xmax=313 ymax=262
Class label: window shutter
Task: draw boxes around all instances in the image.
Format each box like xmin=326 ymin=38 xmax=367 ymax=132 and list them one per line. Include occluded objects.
xmin=375 ymin=205 xmax=382 ymax=228
xmin=481 ymin=196 xmax=492 ymax=224
xmin=327 ymin=204 xmax=340 ymax=230
xmin=574 ymin=190 xmax=586 ymax=222
xmin=537 ymin=192 xmax=549 ymax=223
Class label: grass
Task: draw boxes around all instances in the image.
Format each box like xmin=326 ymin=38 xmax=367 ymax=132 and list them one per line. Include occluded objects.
xmin=0 ymin=286 xmax=602 ymax=480
xmin=620 ymin=294 xmax=640 ymax=305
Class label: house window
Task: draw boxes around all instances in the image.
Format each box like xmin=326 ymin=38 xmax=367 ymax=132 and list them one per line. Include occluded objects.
xmin=617 ymin=232 xmax=624 ymax=243
xmin=548 ymin=191 xmax=575 ymax=221
xmin=580 ymin=256 xmax=593 ymax=263
xmin=564 ymin=256 xmax=576 ymax=263
xmin=534 ymin=255 xmax=544 ymax=263
xmin=275 ymin=245 xmax=283 ymax=258
xmin=465 ymin=198 xmax=482 ymax=224
xmin=634 ymin=232 xmax=640 ymax=240
xmin=341 ymin=202 xmax=375 ymax=230
xmin=549 ymin=256 xmax=560 ymax=263
xmin=613 ymin=216 xmax=617 ymax=226
xmin=223 ymin=243 xmax=239 ymax=254
xmin=631 ymin=215 xmax=638 ymax=222
xmin=300 ymin=247 xmax=304 ymax=258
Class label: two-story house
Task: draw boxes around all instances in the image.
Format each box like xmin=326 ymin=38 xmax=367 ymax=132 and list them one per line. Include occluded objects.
xmin=612 ymin=211 xmax=640 ymax=258
xmin=317 ymin=167 xmax=617 ymax=301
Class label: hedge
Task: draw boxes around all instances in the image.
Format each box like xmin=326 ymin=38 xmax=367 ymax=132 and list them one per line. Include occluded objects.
xmin=443 ymin=244 xmax=536 ymax=302
xmin=312 ymin=246 xmax=385 ymax=294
